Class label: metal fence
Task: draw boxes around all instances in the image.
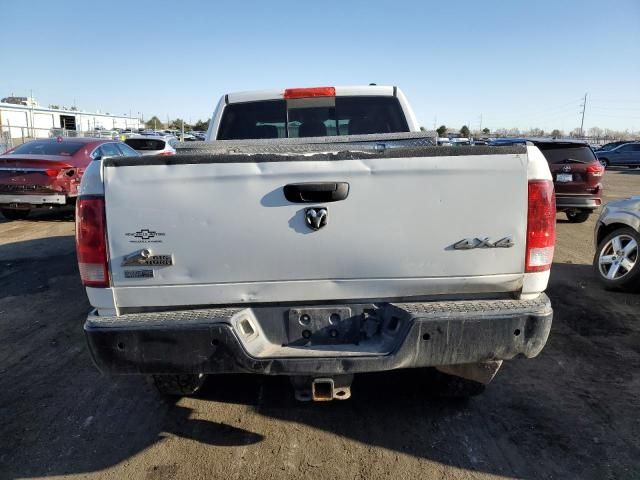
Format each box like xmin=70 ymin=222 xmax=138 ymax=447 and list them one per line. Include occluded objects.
xmin=0 ymin=125 xmax=121 ymax=153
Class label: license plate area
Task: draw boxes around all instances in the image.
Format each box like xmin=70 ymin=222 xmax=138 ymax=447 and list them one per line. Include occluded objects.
xmin=287 ymin=307 xmax=357 ymax=346
xmin=556 ymin=173 xmax=573 ymax=183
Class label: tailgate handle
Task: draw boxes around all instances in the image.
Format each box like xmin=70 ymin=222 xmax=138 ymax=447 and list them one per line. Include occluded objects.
xmin=283 ymin=182 xmax=349 ymax=203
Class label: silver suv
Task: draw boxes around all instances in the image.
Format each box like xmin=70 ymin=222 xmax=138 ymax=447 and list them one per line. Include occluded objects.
xmin=593 ymin=196 xmax=640 ymax=291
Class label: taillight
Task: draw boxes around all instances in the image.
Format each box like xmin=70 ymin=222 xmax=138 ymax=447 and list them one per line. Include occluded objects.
xmin=284 ymin=87 xmax=336 ymax=99
xmin=159 ymin=151 xmax=175 ymax=156
xmin=585 ymin=161 xmax=604 ymax=177
xmin=76 ymin=196 xmax=109 ymax=287
xmin=45 ymin=168 xmax=61 ymax=177
xmin=526 ymin=180 xmax=556 ymax=273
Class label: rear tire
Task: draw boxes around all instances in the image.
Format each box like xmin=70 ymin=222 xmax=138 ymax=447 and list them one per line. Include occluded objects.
xmin=152 ymin=374 xmax=207 ymax=396
xmin=593 ymin=227 xmax=640 ymax=292
xmin=0 ymin=208 xmax=31 ymax=220
xmin=566 ymin=210 xmax=590 ymax=223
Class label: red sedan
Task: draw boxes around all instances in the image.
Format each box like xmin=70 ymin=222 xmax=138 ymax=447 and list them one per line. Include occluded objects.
xmin=0 ymin=137 xmax=139 ymax=220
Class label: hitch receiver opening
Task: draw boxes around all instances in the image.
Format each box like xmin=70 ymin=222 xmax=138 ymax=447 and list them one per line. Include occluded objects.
xmin=291 ymin=376 xmax=352 ymax=402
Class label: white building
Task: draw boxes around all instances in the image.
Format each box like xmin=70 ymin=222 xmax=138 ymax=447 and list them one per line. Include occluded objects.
xmin=0 ymin=99 xmax=143 ymax=140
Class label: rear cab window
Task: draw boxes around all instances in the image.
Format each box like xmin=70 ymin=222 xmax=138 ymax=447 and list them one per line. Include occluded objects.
xmin=217 ymin=96 xmax=409 ymax=140
xmin=9 ymin=140 xmax=84 ymax=156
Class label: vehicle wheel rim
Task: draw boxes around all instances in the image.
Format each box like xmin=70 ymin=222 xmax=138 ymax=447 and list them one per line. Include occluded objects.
xmin=598 ymin=234 xmax=638 ymax=280
xmin=599 ymin=159 xmax=607 ymax=167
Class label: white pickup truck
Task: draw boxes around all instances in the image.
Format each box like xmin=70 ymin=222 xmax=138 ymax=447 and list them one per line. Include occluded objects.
xmin=77 ymin=85 xmax=555 ymax=400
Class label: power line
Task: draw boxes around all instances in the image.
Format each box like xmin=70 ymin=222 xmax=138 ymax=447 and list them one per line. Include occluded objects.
xmin=589 ymin=99 xmax=640 ymax=104
xmin=590 ymin=105 xmax=640 ymax=111
xmin=488 ymin=98 xmax=583 ymax=119
xmin=588 ymin=113 xmax=640 ymax=119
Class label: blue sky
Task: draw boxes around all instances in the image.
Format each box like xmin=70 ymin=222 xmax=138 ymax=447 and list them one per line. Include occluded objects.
xmin=2 ymin=0 xmax=639 ymax=133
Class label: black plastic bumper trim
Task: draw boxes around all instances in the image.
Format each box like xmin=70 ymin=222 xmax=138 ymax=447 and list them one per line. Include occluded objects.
xmin=556 ymin=195 xmax=601 ymax=209
xmin=84 ymin=296 xmax=552 ymax=376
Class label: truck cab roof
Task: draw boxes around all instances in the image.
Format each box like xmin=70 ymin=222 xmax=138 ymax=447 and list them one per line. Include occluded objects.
xmin=208 ymin=85 xmax=420 ymax=140
xmin=225 ymin=85 xmax=399 ymax=104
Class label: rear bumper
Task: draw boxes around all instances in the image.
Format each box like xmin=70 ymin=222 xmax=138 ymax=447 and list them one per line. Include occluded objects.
xmin=84 ymin=295 xmax=553 ymax=376
xmin=0 ymin=193 xmax=66 ymax=206
xmin=555 ymin=194 xmax=601 ymax=210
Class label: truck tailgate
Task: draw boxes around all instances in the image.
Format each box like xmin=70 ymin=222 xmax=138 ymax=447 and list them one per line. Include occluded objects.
xmin=103 ymin=146 xmax=529 ymax=308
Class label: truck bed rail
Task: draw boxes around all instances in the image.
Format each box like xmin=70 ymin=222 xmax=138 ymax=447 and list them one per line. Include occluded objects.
xmin=104 ymin=134 xmax=526 ymax=167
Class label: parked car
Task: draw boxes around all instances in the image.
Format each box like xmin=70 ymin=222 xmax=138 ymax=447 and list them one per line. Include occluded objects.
xmin=124 ymin=136 xmax=177 ymax=156
xmin=88 ymin=130 xmax=119 ymax=139
xmin=535 ymin=140 xmax=604 ymax=223
xmin=593 ymin=196 xmax=640 ymax=292
xmin=595 ymin=141 xmax=632 ymax=152
xmin=189 ymin=131 xmax=206 ymax=141
xmin=595 ymin=142 xmax=640 ymax=168
xmin=78 ymin=85 xmax=555 ymax=401
xmin=0 ymin=138 xmax=139 ymax=220
xmin=489 ymin=138 xmax=604 ymax=223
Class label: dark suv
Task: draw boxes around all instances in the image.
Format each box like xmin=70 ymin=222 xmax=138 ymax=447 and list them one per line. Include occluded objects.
xmin=535 ymin=140 xmax=604 ymax=223
xmin=490 ymin=139 xmax=604 ymax=223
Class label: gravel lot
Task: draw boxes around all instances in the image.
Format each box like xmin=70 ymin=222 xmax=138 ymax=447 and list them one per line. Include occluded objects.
xmin=0 ymin=170 xmax=638 ymax=480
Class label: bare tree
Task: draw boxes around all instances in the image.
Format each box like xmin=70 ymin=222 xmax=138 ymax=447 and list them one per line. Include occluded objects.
xmin=550 ymin=129 xmax=563 ymax=138
xmin=588 ymin=126 xmax=603 ymax=139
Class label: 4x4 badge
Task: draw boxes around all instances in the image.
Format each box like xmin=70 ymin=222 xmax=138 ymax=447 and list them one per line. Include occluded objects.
xmin=305 ymin=207 xmax=328 ymax=231
xmin=453 ymin=236 xmax=514 ymax=250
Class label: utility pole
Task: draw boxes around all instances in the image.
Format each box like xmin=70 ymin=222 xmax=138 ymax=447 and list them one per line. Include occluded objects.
xmin=479 ymin=113 xmax=483 ymax=133
xmin=29 ymin=89 xmax=34 ymax=138
xmin=579 ymin=93 xmax=587 ymax=138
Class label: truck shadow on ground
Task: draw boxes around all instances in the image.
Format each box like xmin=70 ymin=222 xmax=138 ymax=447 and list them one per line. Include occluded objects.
xmin=1 ymin=236 xmax=638 ymax=479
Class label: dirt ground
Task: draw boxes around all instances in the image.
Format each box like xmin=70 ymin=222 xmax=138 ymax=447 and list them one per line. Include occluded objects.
xmin=0 ymin=170 xmax=639 ymax=480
